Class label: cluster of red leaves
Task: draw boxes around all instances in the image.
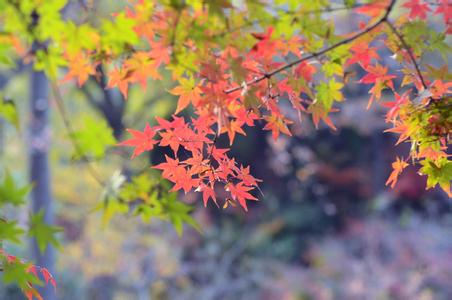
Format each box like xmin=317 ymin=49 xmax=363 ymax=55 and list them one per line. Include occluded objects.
xmin=60 ymin=0 xmax=452 ymax=206
xmin=0 ymin=249 xmax=56 ymax=300
xmin=403 ymin=0 xmax=451 ymax=33
xmin=120 ymin=115 xmax=261 ymax=211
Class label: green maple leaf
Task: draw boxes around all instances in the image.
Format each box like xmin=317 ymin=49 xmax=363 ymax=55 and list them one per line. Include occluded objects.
xmin=0 ymin=172 xmax=31 ymax=207
xmin=28 ymin=210 xmax=63 ymax=254
xmin=0 ymin=220 xmax=25 ymax=244
xmin=316 ymin=78 xmax=343 ymax=110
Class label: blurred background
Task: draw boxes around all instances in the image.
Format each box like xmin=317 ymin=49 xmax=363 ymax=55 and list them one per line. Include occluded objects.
xmin=1 ymin=1 xmax=451 ymax=300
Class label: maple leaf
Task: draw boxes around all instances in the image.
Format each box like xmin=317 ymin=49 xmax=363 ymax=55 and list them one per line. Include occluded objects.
xmin=233 ymin=107 xmax=259 ymax=127
xmin=196 ymin=184 xmax=217 ymax=207
xmin=226 ymin=182 xmax=257 ymax=211
xmin=169 ymin=81 xmax=202 ymax=114
xmin=355 ymin=0 xmax=390 ymax=18
xmin=184 ymin=152 xmax=209 ymax=175
xmin=62 ymin=53 xmax=96 ymax=86
xmin=125 ymin=51 xmax=162 ymax=89
xmin=158 ymin=129 xmax=183 ymax=154
xmin=382 ymin=91 xmax=410 ymax=122
xmin=430 ymin=80 xmax=452 ymax=98
xmin=434 ymin=0 xmax=452 ymax=26
xmin=40 ymin=268 xmax=56 ymax=291
xmin=170 ymin=166 xmax=199 ymax=193
xmin=250 ymin=27 xmax=276 ymax=58
xmin=26 ymin=265 xmax=38 ymax=277
xmin=360 ymin=64 xmax=396 ymax=108
xmin=309 ymin=102 xmax=338 ymax=130
xmin=153 ymin=155 xmax=199 ymax=193
xmin=263 ymin=114 xmax=293 ymax=140
xmin=237 ymin=165 xmax=262 ymax=187
xmin=108 ymin=67 xmax=132 ymax=99
xmin=402 ymin=0 xmax=431 ymax=20
xmin=153 ymin=155 xmax=180 ymax=179
xmin=155 ymin=115 xmax=186 ymax=130
xmin=191 ymin=115 xmax=215 ymax=135
xmin=417 ymin=147 xmax=447 ymax=160
xmin=385 ymin=157 xmax=409 ymax=188
xmin=294 ymin=61 xmax=316 ymax=82
xmin=25 ymin=288 xmax=43 ymax=300
xmin=148 ymin=40 xmax=171 ymax=68
xmin=347 ymin=41 xmax=379 ymax=68
xmin=119 ymin=123 xmax=158 ymax=158
xmin=209 ymin=146 xmax=229 ymax=162
xmin=384 ymin=123 xmax=411 ymax=145
xmin=221 ymin=119 xmax=246 ymax=145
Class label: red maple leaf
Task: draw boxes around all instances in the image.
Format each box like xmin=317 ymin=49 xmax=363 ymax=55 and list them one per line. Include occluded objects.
xmin=355 ymin=0 xmax=390 ymax=18
xmin=170 ymin=166 xmax=199 ymax=193
xmin=40 ymin=267 xmax=57 ymax=291
xmin=226 ymin=182 xmax=257 ymax=211
xmin=382 ymin=90 xmax=410 ymax=121
xmin=237 ymin=165 xmax=262 ymax=187
xmin=250 ymin=27 xmax=276 ymax=58
xmin=196 ymin=183 xmax=217 ymax=207
xmin=434 ymin=0 xmax=451 ymax=27
xmin=347 ymin=41 xmax=379 ymax=68
xmin=26 ymin=265 xmax=38 ymax=277
xmin=155 ymin=115 xmax=185 ymax=130
xmin=153 ymin=155 xmax=180 ymax=179
xmin=403 ymin=0 xmax=431 ymax=20
xmin=360 ymin=64 xmax=396 ymax=108
xmin=148 ymin=40 xmax=171 ymax=68
xmin=119 ymin=123 xmax=158 ymax=158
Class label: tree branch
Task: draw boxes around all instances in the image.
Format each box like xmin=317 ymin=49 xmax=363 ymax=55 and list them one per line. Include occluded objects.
xmin=50 ymin=82 xmax=106 ymax=186
xmin=224 ymin=0 xmax=397 ymax=94
xmin=384 ymin=20 xmax=428 ymax=90
xmin=214 ymin=2 xmax=378 ymax=39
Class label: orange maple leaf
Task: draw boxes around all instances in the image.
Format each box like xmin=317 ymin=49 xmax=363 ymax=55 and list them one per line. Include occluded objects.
xmin=124 ymin=51 xmax=162 ymax=89
xmin=108 ymin=67 xmax=132 ymax=99
xmin=169 ymin=83 xmax=202 ymax=114
xmin=385 ymin=157 xmax=409 ymax=188
xmin=62 ymin=53 xmax=96 ymax=86
xmin=263 ymin=114 xmax=293 ymax=140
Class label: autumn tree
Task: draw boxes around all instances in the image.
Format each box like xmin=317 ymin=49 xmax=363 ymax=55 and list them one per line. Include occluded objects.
xmin=0 ymin=0 xmax=450 ymax=299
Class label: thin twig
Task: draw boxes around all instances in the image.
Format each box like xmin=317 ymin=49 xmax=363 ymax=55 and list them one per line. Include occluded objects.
xmin=50 ymin=83 xmax=106 ymax=186
xmin=224 ymin=0 xmax=397 ymax=94
xmin=213 ymin=2 xmax=374 ymax=39
xmin=384 ymin=20 xmax=428 ymax=90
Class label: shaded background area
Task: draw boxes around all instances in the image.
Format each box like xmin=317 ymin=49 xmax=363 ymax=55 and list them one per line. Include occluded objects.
xmin=0 ymin=1 xmax=451 ymax=300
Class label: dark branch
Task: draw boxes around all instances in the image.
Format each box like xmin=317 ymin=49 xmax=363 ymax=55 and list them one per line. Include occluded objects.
xmin=224 ymin=0 xmax=397 ymax=94
xmin=385 ymin=20 xmax=428 ymax=90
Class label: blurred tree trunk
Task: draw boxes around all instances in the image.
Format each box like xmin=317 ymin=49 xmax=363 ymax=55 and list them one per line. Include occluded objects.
xmin=29 ymin=69 xmax=55 ymax=300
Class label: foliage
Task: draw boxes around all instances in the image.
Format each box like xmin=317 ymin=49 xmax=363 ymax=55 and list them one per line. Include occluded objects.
xmin=0 ymin=0 xmax=450 ymax=298
xmin=28 ymin=210 xmax=63 ymax=254
xmin=0 ymin=172 xmax=59 ymax=299
xmin=99 ymin=172 xmax=200 ymax=235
